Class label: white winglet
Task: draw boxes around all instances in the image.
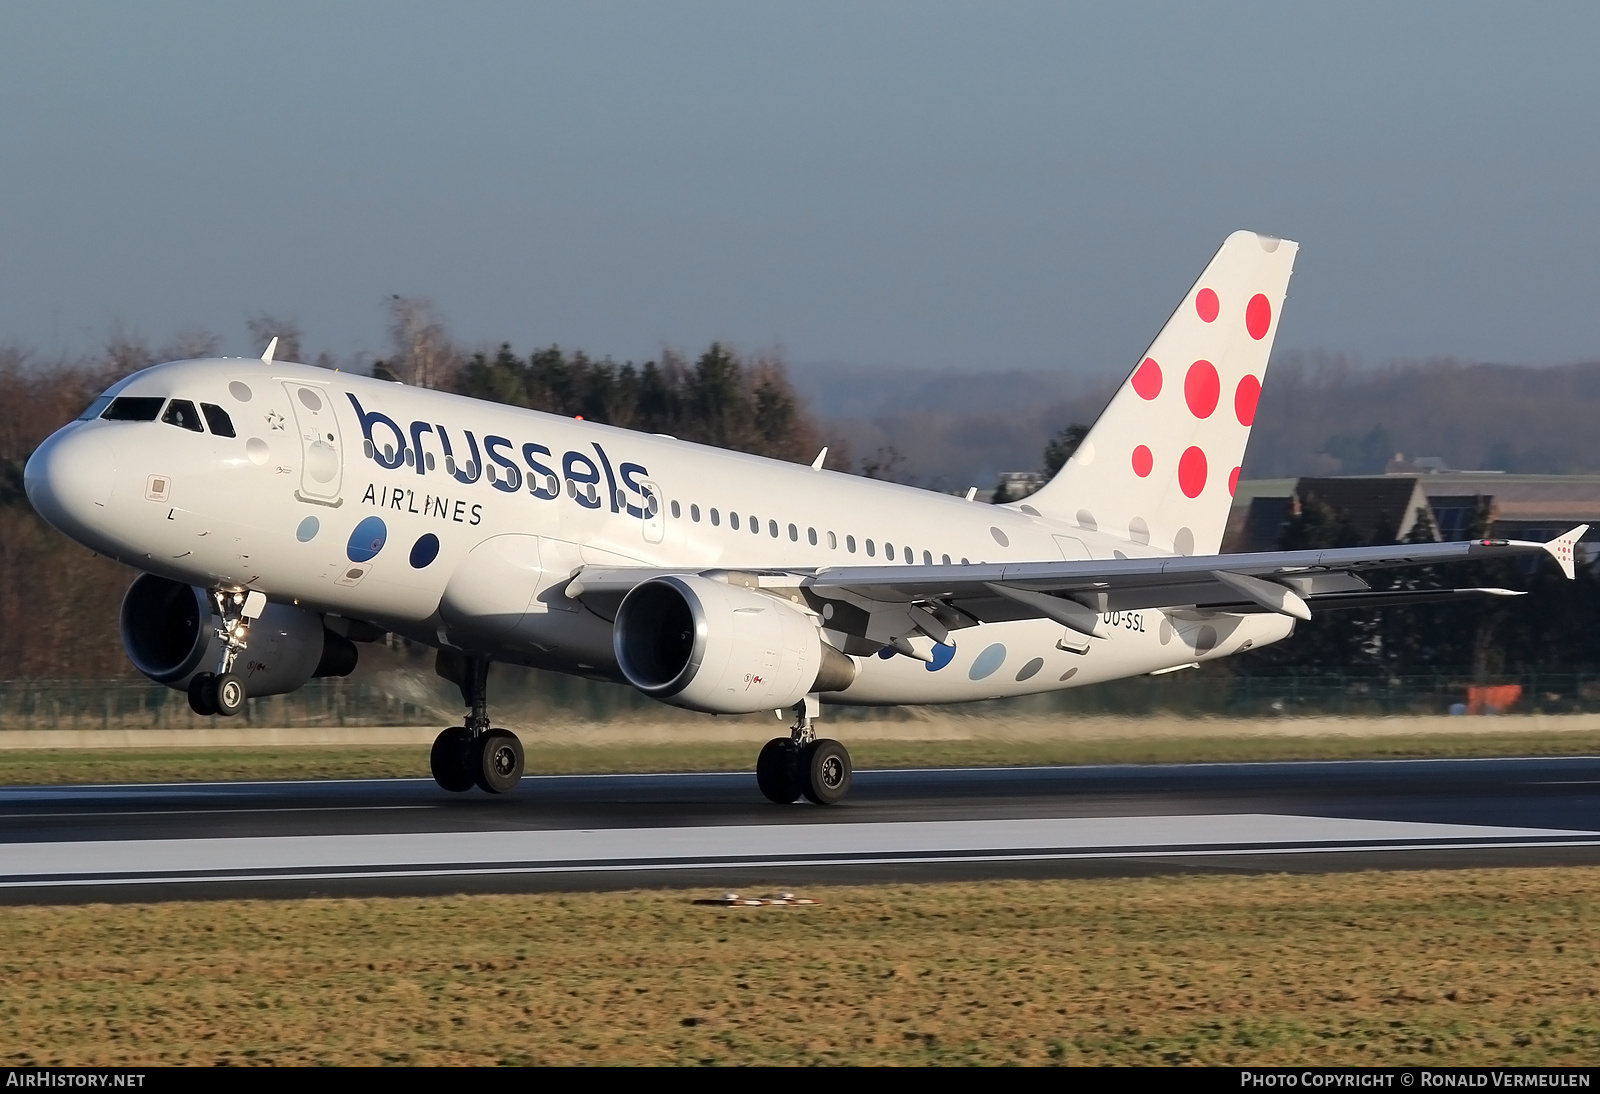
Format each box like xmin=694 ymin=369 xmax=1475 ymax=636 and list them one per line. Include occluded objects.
xmin=1543 ymin=525 xmax=1588 ymax=580
xmin=261 ymin=336 xmax=278 ymax=363
xmin=811 ymin=447 xmax=828 ymax=470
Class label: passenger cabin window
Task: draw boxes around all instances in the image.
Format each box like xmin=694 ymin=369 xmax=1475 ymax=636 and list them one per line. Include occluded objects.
xmin=710 ymin=508 xmax=720 ymax=526
xmin=828 ymin=532 xmax=837 ymax=549
xmin=847 ymin=536 xmax=856 ymax=553
xmin=691 ymin=505 xmax=701 ymax=522
xmin=101 ymin=397 xmax=165 ymax=421
xmin=730 ymin=513 xmax=741 ymax=531
xmin=671 ymin=500 xmax=681 ymax=519
xmin=905 ymin=546 xmax=913 ymax=563
xmin=768 ymin=520 xmax=778 ymax=537
xmin=161 ymin=399 xmax=204 ymax=432
xmin=788 ymin=523 xmax=798 ymax=541
xmin=750 ymin=516 xmax=759 ymax=534
xmin=808 ymin=528 xmax=818 ymax=546
xmin=200 ymin=403 xmax=236 ymax=437
xmin=865 ymin=539 xmax=875 ymax=557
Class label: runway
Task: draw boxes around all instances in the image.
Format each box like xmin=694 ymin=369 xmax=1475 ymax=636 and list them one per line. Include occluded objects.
xmin=3 ymin=755 xmax=1600 ymax=901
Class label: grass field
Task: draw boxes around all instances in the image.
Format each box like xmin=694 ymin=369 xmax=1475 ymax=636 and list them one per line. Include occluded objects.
xmin=3 ymin=868 xmax=1598 ymax=1066
xmin=2 ymin=730 xmax=1600 ymax=785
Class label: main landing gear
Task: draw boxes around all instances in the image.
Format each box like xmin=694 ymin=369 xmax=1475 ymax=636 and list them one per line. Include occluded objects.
xmin=187 ymin=589 xmax=265 ymax=717
xmin=757 ymin=697 xmax=852 ymax=806
xmin=429 ymin=654 xmax=525 ymax=794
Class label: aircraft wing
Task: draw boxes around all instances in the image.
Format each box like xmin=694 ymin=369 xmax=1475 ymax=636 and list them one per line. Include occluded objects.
xmin=567 ymin=526 xmax=1586 ymax=650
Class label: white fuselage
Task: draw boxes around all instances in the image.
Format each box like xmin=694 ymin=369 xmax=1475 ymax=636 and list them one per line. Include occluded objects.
xmin=26 ymin=358 xmax=1293 ymax=706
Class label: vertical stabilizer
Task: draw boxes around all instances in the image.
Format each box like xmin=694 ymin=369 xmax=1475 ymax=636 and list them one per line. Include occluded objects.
xmin=1024 ymin=231 xmax=1297 ymax=556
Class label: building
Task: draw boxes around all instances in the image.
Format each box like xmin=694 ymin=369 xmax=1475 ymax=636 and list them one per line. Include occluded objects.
xmin=1224 ymin=472 xmax=1600 ymax=558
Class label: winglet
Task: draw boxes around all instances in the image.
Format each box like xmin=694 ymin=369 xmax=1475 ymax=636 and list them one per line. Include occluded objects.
xmin=1544 ymin=525 xmax=1588 ymax=580
xmin=811 ymin=447 xmax=828 ymax=470
xmin=261 ymin=336 xmax=278 ymax=363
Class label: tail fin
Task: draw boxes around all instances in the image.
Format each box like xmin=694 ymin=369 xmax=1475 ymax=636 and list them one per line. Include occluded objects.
xmin=1026 ymin=230 xmax=1298 ymax=556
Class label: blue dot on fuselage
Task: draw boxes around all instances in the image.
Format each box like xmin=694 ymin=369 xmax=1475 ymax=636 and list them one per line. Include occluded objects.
xmin=968 ymin=643 xmax=1007 ymax=680
xmin=347 ymin=516 xmax=388 ymax=563
xmin=409 ymin=533 xmax=440 ymax=569
xmin=295 ymin=516 xmax=319 ymax=542
xmin=877 ymin=646 xmax=896 ymax=659
xmin=926 ymin=642 xmax=957 ymax=672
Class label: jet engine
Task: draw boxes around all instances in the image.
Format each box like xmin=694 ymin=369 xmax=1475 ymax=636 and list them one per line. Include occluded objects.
xmin=613 ymin=575 xmax=858 ymax=714
xmin=119 ymin=573 xmax=358 ymax=696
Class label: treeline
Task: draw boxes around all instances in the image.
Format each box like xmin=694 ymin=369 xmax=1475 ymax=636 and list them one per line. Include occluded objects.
xmin=812 ymin=352 xmax=1600 ymax=490
xmin=435 ymin=343 xmax=841 ymax=468
xmin=7 ymin=303 xmax=1600 ymax=681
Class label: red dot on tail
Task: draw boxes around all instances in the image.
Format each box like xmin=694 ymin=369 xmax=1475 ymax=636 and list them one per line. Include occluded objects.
xmin=1131 ymin=445 xmax=1153 ymax=478
xmin=1178 ymin=446 xmax=1207 ymax=497
xmin=1245 ymin=294 xmax=1272 ymax=340
xmin=1196 ymin=288 xmax=1219 ymax=323
xmin=1234 ymin=374 xmax=1261 ymax=426
xmin=1131 ymin=358 xmax=1162 ymax=400
xmin=1185 ymin=360 xmax=1220 ymax=419
xmin=1229 ymin=466 xmax=1241 ymax=496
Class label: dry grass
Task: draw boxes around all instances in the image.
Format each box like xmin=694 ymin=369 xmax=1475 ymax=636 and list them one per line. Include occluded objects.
xmin=3 ymin=731 xmax=1600 ymax=786
xmin=3 ymin=869 xmax=1599 ymax=1065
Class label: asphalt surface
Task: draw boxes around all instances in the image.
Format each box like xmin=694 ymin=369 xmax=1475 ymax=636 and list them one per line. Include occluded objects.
xmin=3 ymin=755 xmax=1600 ymax=902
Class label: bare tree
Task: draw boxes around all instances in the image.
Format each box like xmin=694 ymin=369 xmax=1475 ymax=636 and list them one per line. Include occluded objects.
xmin=381 ymin=296 xmax=458 ymax=388
xmin=160 ymin=327 xmax=222 ymax=361
xmin=99 ymin=325 xmax=156 ymax=376
xmin=245 ymin=315 xmax=304 ymax=363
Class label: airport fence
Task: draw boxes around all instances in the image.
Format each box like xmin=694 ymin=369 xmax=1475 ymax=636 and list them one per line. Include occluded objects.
xmin=4 ymin=668 xmax=1600 ymax=730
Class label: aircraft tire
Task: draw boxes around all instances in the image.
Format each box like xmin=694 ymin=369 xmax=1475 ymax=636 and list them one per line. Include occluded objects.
xmin=430 ymin=727 xmax=477 ymax=793
xmin=474 ymin=728 xmax=524 ymax=794
xmin=213 ymin=672 xmax=246 ymax=717
xmin=756 ymin=737 xmax=801 ymax=803
xmin=800 ymin=739 xmax=852 ymax=806
xmin=187 ymin=673 xmax=218 ymax=717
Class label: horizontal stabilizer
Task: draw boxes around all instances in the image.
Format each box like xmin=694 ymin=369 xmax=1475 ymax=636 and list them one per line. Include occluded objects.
xmin=1543 ymin=525 xmax=1589 ymax=580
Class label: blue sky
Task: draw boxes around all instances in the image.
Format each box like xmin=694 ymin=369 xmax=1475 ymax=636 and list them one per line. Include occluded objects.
xmin=2 ymin=2 xmax=1598 ymax=376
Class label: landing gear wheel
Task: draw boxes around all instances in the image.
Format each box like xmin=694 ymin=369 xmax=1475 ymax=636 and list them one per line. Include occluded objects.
xmin=430 ymin=727 xmax=476 ymax=793
xmin=800 ymin=739 xmax=852 ymax=805
xmin=187 ymin=673 xmax=218 ymax=716
xmin=212 ymin=672 xmax=246 ymax=717
xmin=756 ymin=737 xmax=801 ymax=803
xmin=473 ymin=729 xmax=524 ymax=794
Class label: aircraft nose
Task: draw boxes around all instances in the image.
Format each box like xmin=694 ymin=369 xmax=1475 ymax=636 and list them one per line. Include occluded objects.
xmin=24 ymin=424 xmax=119 ymax=540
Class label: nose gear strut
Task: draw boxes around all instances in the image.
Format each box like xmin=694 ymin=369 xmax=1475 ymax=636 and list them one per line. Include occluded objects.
xmin=186 ymin=588 xmax=266 ymax=717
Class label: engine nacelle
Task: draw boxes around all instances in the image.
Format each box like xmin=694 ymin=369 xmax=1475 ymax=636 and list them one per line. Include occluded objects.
xmin=119 ymin=573 xmax=358 ymax=696
xmin=613 ymin=575 xmax=857 ymax=714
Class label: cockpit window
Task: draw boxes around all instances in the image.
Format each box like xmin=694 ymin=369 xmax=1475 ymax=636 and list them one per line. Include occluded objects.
xmin=200 ymin=403 xmax=236 ymax=437
xmin=77 ymin=396 xmax=114 ymax=420
xmin=161 ymin=399 xmax=204 ymax=432
xmin=101 ymin=397 xmax=166 ymax=421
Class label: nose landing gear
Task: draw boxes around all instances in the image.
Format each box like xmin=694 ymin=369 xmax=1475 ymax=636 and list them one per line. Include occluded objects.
xmin=757 ymin=697 xmax=852 ymax=805
xmin=187 ymin=589 xmax=265 ymax=717
xmin=429 ymin=653 xmax=525 ymax=794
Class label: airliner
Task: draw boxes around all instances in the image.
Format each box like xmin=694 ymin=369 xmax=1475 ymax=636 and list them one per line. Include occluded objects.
xmin=23 ymin=231 xmax=1584 ymax=804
